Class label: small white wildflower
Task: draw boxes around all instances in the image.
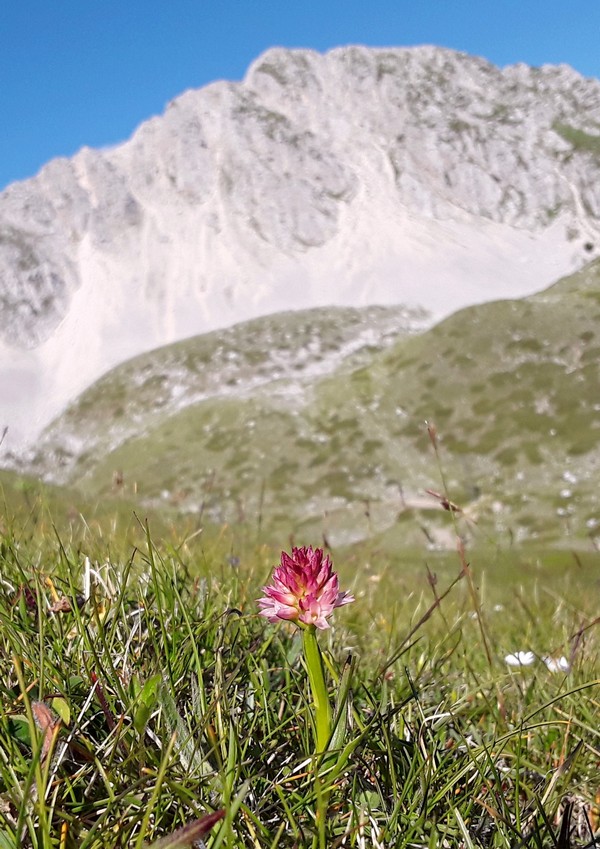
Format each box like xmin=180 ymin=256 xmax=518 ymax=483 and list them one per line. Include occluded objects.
xmin=543 ymin=655 xmax=571 ymax=673
xmin=505 ymin=651 xmax=535 ymax=666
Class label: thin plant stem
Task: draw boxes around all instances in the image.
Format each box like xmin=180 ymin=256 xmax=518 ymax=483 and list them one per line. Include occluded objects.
xmin=302 ymin=625 xmax=332 ymax=753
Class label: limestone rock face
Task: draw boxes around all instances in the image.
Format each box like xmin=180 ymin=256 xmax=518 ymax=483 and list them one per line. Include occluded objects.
xmin=1 ymin=45 xmax=600 ymax=446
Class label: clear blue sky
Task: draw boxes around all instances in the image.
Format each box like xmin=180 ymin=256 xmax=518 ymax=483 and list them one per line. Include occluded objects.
xmin=2 ymin=0 xmax=600 ymax=190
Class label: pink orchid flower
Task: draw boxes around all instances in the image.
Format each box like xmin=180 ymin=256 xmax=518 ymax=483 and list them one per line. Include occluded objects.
xmin=258 ymin=546 xmax=354 ymax=630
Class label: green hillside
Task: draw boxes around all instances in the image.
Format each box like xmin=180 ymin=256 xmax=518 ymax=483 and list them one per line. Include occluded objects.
xmin=17 ymin=262 xmax=600 ymax=547
xmin=25 ymin=304 xmax=421 ymax=481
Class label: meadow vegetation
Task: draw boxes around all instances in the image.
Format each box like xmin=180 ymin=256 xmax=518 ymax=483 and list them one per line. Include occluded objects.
xmin=0 ymin=469 xmax=598 ymax=848
xmin=22 ymin=260 xmax=600 ymax=550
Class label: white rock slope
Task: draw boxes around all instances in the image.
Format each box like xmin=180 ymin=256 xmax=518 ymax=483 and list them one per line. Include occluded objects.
xmin=2 ymin=45 xmax=600 ymax=447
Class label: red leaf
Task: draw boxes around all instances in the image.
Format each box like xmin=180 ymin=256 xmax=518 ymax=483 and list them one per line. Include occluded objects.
xmin=146 ymin=810 xmax=225 ymax=848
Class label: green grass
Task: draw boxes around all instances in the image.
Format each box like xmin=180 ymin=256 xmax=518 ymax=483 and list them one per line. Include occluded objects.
xmin=3 ymin=265 xmax=600 ymax=845
xmin=0 ymin=486 xmax=598 ymax=848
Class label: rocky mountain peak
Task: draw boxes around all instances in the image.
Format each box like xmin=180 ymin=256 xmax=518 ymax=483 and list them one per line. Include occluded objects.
xmin=1 ymin=45 xmax=600 ymax=449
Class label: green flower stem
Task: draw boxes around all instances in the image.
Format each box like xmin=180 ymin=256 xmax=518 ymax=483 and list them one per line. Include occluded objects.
xmin=302 ymin=625 xmax=332 ymax=753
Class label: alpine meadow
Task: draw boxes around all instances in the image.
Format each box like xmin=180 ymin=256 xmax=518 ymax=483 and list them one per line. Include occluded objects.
xmin=0 ymin=45 xmax=599 ymax=848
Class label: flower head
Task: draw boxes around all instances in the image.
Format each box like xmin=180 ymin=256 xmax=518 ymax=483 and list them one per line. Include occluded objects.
xmin=504 ymin=651 xmax=535 ymax=667
xmin=258 ymin=546 xmax=354 ymax=630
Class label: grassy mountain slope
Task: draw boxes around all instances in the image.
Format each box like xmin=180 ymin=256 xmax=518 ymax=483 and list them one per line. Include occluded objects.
xmin=26 ymin=304 xmax=423 ymax=479
xmin=19 ymin=263 xmax=600 ymax=547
